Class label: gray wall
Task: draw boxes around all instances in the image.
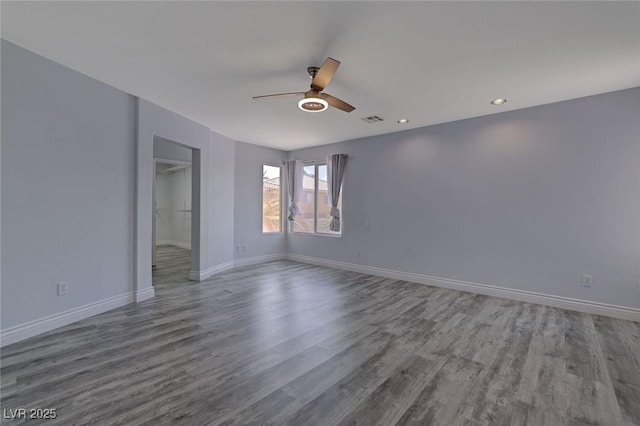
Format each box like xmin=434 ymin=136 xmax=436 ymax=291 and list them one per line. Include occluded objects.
xmin=234 ymin=142 xmax=287 ymax=260
xmin=288 ymin=88 xmax=640 ymax=309
xmin=209 ymin=131 xmax=236 ymax=267
xmin=1 ymin=40 xmax=137 ymax=328
xmin=154 ymin=136 xmax=193 ymax=163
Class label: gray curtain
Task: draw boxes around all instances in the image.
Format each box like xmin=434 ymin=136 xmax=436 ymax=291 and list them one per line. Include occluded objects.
xmin=285 ymin=160 xmax=302 ymax=221
xmin=326 ymin=154 xmax=348 ymax=231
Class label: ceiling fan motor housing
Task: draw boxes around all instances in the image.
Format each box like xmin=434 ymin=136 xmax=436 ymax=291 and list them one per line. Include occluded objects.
xmin=307 ymin=66 xmax=320 ymax=78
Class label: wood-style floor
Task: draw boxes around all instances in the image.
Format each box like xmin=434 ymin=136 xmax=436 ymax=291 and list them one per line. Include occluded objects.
xmin=1 ymin=250 xmax=639 ymax=425
xmin=152 ymin=245 xmax=192 ymax=287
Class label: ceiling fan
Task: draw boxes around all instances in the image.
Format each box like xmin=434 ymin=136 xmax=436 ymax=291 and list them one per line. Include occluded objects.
xmin=253 ymin=57 xmax=355 ymax=113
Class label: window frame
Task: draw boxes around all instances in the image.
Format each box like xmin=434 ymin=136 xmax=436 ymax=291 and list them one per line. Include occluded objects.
xmin=292 ymin=160 xmax=342 ymax=237
xmin=261 ymin=163 xmax=283 ymax=234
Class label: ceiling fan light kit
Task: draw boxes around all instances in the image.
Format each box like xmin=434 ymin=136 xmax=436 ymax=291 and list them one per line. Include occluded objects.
xmin=298 ymin=92 xmax=328 ymax=112
xmin=253 ymin=57 xmax=355 ymax=113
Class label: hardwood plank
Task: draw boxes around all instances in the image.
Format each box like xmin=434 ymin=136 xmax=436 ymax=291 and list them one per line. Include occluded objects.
xmin=395 ymin=354 xmax=486 ymax=425
xmin=216 ymin=330 xmax=396 ymax=425
xmin=564 ymin=311 xmax=609 ymax=383
xmin=335 ymin=355 xmax=447 ymax=426
xmin=592 ymin=316 xmax=640 ymax=425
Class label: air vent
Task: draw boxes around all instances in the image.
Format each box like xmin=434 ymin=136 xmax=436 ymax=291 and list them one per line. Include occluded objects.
xmin=361 ymin=115 xmax=384 ymax=123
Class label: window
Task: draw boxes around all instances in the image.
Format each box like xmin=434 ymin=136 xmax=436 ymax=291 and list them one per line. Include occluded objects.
xmin=293 ymin=162 xmax=342 ymax=235
xmin=262 ymin=164 xmax=281 ymax=233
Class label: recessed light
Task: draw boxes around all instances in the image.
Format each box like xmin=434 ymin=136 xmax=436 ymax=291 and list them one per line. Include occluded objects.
xmin=490 ymin=98 xmax=507 ymax=105
xmin=397 ymin=118 xmax=409 ymax=124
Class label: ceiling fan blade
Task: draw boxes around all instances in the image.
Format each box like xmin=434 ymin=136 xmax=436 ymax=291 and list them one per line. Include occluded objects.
xmin=311 ymin=57 xmax=340 ymax=91
xmin=320 ymin=93 xmax=355 ymax=112
xmin=253 ymin=92 xmax=304 ymax=100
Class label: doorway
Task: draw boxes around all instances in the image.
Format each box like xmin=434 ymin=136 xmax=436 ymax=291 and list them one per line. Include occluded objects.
xmin=152 ymin=137 xmax=196 ymax=286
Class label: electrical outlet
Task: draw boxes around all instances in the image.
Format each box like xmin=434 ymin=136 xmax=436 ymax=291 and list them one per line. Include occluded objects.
xmin=581 ymin=275 xmax=593 ymax=287
xmin=242 ymin=244 xmax=247 ymax=251
xmin=58 ymin=282 xmax=68 ymax=296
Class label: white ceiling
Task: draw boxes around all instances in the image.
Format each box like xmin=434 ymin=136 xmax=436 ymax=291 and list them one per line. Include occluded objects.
xmin=2 ymin=1 xmax=639 ymax=150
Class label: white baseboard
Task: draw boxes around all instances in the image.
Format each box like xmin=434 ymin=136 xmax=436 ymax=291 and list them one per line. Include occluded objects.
xmin=189 ymin=260 xmax=234 ymax=281
xmin=0 ymin=292 xmax=133 ymax=347
xmin=189 ymin=253 xmax=287 ymax=281
xmin=135 ymin=287 xmax=155 ymax=303
xmin=156 ymin=240 xmax=191 ymax=250
xmin=287 ymin=254 xmax=640 ymax=322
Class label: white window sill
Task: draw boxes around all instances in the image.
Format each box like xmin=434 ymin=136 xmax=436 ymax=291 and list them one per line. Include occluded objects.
xmin=289 ymin=232 xmax=342 ymax=238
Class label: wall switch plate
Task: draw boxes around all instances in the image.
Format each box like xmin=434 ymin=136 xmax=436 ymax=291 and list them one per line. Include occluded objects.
xmin=58 ymin=282 xmax=68 ymax=296
xmin=581 ymin=275 xmax=593 ymax=287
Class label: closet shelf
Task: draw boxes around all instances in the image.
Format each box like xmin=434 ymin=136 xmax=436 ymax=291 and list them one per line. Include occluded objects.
xmin=159 ymin=164 xmax=191 ymax=174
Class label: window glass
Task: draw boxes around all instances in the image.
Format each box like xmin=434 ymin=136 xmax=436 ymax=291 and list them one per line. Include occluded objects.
xmin=262 ymin=165 xmax=281 ymax=233
xmin=290 ymin=163 xmax=342 ymax=235
xmin=293 ymin=165 xmax=315 ymax=232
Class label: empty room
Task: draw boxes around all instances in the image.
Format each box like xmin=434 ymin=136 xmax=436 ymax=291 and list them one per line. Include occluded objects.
xmin=1 ymin=2 xmax=639 ymax=425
